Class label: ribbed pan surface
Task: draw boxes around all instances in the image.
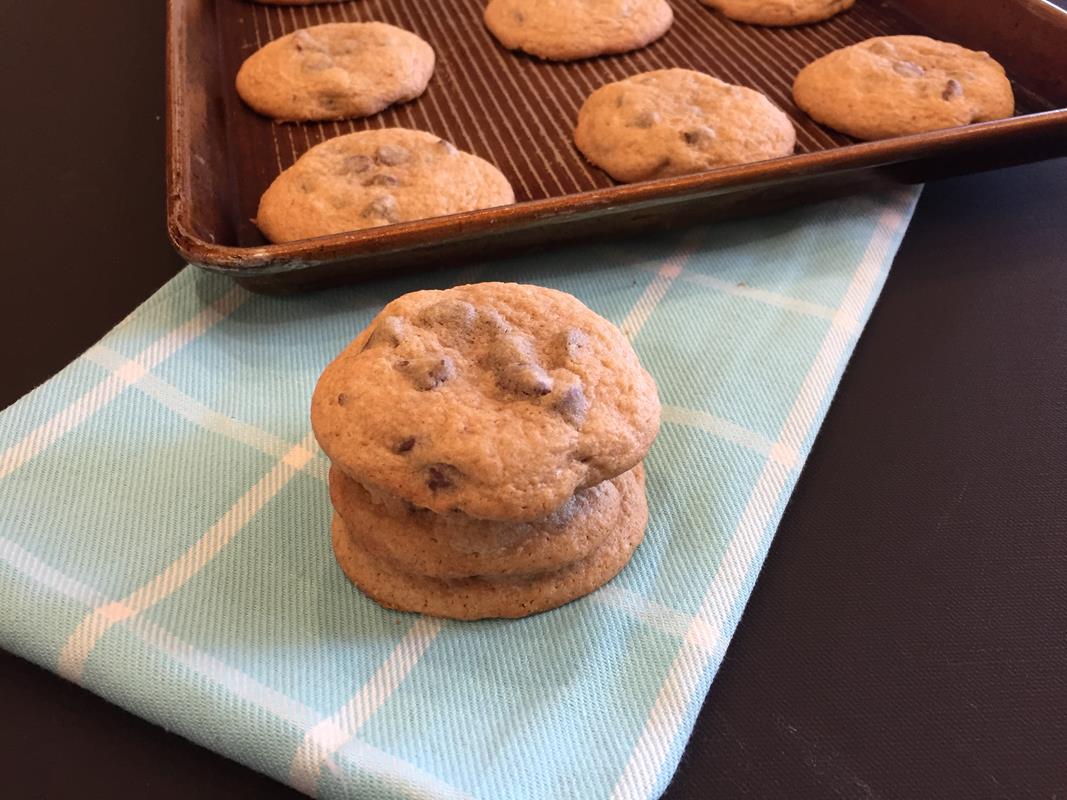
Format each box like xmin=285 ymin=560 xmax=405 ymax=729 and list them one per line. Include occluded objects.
xmin=214 ymin=0 xmax=1042 ymax=246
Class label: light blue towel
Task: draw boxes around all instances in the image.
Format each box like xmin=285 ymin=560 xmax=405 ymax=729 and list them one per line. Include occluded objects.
xmin=0 ymin=189 xmax=919 ymax=800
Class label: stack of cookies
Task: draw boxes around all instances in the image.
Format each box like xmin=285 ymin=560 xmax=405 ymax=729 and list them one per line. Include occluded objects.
xmin=311 ymin=283 xmax=661 ymax=620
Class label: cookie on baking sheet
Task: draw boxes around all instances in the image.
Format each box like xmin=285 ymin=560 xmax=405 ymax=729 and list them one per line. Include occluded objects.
xmin=330 ymin=471 xmax=647 ymax=619
xmin=255 ymin=129 xmax=514 ymax=242
xmin=311 ymin=283 xmax=661 ymax=522
xmin=574 ymin=69 xmax=796 ymax=183
xmin=699 ymin=0 xmax=854 ymax=27
xmin=483 ymin=0 xmax=673 ymax=61
xmin=236 ymin=23 xmax=434 ymax=122
xmin=330 ymin=464 xmax=643 ymax=579
xmin=792 ymin=35 xmax=1015 ymax=141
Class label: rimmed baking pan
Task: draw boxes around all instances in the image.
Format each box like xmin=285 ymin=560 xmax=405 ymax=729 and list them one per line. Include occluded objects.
xmin=166 ymin=0 xmax=1067 ymax=292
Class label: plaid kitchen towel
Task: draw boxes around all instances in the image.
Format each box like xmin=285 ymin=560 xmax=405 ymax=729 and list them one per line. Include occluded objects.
xmin=0 ymin=188 xmax=919 ymax=800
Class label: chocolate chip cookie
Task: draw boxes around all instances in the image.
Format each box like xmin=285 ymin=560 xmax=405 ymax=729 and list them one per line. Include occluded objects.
xmin=330 ymin=464 xmax=642 ymax=579
xmin=311 ymin=283 xmax=661 ymax=522
xmin=236 ymin=22 xmax=434 ymax=122
xmin=793 ymin=35 xmax=1015 ymax=141
xmin=699 ymin=0 xmax=854 ymax=26
xmin=255 ymin=129 xmax=515 ymax=242
xmin=484 ymin=0 xmax=673 ymax=61
xmin=574 ymin=69 xmax=796 ymax=183
xmin=330 ymin=465 xmax=647 ymax=619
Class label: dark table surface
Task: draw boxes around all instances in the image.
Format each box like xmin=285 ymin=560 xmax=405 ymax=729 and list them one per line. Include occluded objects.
xmin=2 ymin=3 xmax=1065 ymax=798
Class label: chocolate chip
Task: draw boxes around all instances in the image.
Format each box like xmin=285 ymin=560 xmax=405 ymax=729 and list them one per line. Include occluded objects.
xmin=426 ymin=464 xmax=460 ymax=492
xmin=424 ymin=358 xmax=455 ymax=389
xmin=342 ymin=154 xmax=372 ymax=174
xmin=942 ymin=79 xmax=964 ymax=100
xmin=337 ymin=392 xmax=349 ymax=406
xmin=395 ymin=355 xmax=456 ymax=390
xmin=364 ymin=315 xmax=405 ymax=349
xmin=486 ymin=333 xmax=533 ymax=368
xmin=393 ymin=437 xmax=416 ymax=453
xmin=553 ymin=328 xmax=588 ymax=364
xmin=374 ymin=145 xmax=411 ymax=166
xmin=683 ymin=126 xmax=716 ymax=146
xmin=486 ymin=334 xmax=554 ymax=396
xmin=477 ymin=308 xmax=509 ymax=335
xmin=630 ymin=111 xmax=660 ymax=129
xmin=319 ymin=94 xmax=343 ymax=112
xmin=361 ymin=195 xmax=398 ymax=222
xmin=331 ymin=39 xmax=360 ymax=56
xmin=302 ymin=53 xmax=333 ymax=72
xmin=363 ymin=173 xmax=399 ymax=187
xmin=502 ymin=364 xmax=553 ymax=396
xmin=293 ymin=30 xmax=325 ymax=52
xmin=892 ymin=60 xmax=925 ymax=77
xmin=553 ymin=383 xmax=589 ymax=427
xmin=417 ymin=298 xmax=477 ymax=331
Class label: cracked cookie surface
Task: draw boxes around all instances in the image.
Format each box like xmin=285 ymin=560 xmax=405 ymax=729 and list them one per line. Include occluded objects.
xmin=793 ymin=35 xmax=1014 ymax=141
xmin=484 ymin=0 xmax=673 ymax=61
xmin=255 ymin=128 xmax=514 ymax=242
xmin=311 ymin=283 xmax=661 ymax=522
xmin=574 ymin=69 xmax=795 ymax=183
xmin=236 ymin=22 xmax=434 ymax=122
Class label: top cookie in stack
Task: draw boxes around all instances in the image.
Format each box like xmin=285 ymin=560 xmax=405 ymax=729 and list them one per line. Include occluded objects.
xmin=312 ymin=283 xmax=660 ymax=521
xmin=312 ymin=282 xmax=661 ymax=619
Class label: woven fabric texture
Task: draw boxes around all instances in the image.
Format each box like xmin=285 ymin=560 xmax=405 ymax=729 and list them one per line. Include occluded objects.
xmin=0 ymin=189 xmax=919 ymax=799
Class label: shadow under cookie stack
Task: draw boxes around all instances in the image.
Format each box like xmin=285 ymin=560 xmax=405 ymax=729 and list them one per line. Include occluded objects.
xmin=311 ymin=283 xmax=661 ymax=620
